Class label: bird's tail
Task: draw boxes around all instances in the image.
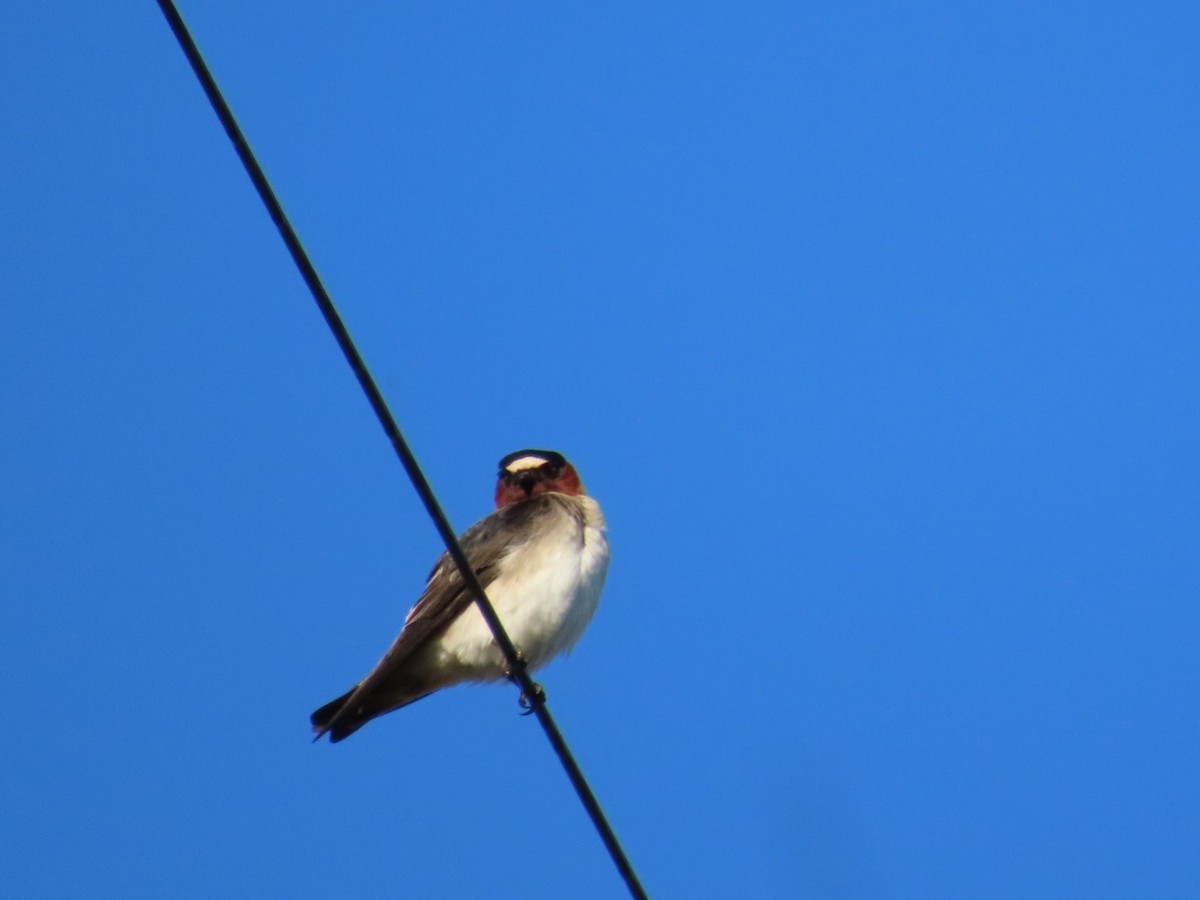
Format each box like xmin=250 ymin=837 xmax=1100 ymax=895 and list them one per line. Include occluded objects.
xmin=310 ymin=684 xmax=434 ymax=743
xmin=310 ymin=688 xmax=357 ymax=742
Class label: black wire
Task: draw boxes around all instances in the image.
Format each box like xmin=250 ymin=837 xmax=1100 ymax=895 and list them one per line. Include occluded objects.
xmin=153 ymin=3 xmax=648 ymax=898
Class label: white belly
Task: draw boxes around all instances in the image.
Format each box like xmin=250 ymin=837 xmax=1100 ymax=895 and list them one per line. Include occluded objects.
xmin=430 ymin=496 xmax=610 ymax=677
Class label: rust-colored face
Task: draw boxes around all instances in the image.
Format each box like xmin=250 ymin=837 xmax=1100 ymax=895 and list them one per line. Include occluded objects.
xmin=494 ymin=449 xmax=583 ymax=508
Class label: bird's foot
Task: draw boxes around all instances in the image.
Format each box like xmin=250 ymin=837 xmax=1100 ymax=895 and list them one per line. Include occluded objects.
xmin=518 ymin=683 xmax=546 ymax=715
xmin=504 ymin=654 xmax=544 ymax=714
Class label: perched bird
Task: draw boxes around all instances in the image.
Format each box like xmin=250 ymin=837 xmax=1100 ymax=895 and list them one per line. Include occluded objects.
xmin=311 ymin=449 xmax=610 ymax=742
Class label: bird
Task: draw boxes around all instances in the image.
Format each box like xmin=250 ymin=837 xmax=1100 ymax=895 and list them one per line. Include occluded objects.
xmin=311 ymin=448 xmax=610 ymax=742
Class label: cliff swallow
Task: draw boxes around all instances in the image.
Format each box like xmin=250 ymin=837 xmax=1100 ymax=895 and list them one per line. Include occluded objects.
xmin=311 ymin=449 xmax=609 ymax=742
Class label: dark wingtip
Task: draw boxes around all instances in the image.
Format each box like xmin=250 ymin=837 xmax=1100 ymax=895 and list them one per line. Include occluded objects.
xmin=310 ymin=685 xmax=434 ymax=744
xmin=310 ymin=687 xmax=356 ymax=744
xmin=327 ymin=728 xmax=350 ymax=744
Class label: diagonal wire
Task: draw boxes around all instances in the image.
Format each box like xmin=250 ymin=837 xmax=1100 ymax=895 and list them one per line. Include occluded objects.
xmin=153 ymin=3 xmax=648 ymax=898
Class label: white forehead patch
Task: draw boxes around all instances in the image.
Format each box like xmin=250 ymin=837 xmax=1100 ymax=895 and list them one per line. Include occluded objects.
xmin=504 ymin=455 xmax=549 ymax=473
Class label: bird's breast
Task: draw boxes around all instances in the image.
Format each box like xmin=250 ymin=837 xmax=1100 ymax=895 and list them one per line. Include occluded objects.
xmin=433 ymin=495 xmax=609 ymax=675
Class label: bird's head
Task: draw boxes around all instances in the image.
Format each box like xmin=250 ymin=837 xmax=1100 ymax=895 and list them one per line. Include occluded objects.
xmin=494 ymin=449 xmax=584 ymax=507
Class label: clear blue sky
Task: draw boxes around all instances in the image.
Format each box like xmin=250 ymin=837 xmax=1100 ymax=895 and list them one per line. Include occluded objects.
xmin=3 ymin=3 xmax=1198 ymax=897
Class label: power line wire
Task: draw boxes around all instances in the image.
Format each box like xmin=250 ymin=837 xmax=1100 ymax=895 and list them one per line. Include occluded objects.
xmin=152 ymin=4 xmax=648 ymax=898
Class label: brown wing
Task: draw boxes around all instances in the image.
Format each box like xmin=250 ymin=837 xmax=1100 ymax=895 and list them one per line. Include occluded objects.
xmin=312 ymin=498 xmax=552 ymax=740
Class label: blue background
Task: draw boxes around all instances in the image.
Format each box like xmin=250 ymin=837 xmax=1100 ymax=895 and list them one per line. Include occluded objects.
xmin=3 ymin=3 xmax=1198 ymax=897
